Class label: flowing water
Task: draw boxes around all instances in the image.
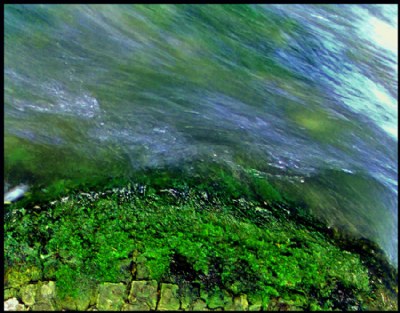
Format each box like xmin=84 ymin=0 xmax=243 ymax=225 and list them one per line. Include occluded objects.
xmin=4 ymin=4 xmax=398 ymax=267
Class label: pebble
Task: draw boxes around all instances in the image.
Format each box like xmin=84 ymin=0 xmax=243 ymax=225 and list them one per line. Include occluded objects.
xmin=4 ymin=298 xmax=27 ymax=311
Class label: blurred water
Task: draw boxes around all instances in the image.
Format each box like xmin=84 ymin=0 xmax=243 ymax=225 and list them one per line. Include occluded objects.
xmin=4 ymin=4 xmax=398 ymax=267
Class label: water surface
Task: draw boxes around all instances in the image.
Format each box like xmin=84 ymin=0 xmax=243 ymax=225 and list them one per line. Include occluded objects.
xmin=4 ymin=4 xmax=398 ymax=267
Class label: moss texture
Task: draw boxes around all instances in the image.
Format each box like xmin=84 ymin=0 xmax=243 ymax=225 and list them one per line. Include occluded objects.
xmin=4 ymin=168 xmax=398 ymax=311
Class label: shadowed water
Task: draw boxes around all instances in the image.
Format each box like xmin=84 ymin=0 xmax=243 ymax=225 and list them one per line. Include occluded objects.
xmin=4 ymin=4 xmax=398 ymax=267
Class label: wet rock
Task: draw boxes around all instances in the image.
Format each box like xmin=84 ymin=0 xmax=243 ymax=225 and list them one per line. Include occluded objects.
xmin=20 ymin=284 xmax=38 ymax=306
xmin=224 ymin=294 xmax=248 ymax=311
xmin=158 ymin=283 xmax=180 ymax=311
xmin=4 ymin=297 xmax=27 ymax=311
xmin=192 ymin=299 xmax=208 ymax=311
xmin=128 ymin=280 xmax=158 ymax=310
xmin=96 ymin=282 xmax=126 ymax=311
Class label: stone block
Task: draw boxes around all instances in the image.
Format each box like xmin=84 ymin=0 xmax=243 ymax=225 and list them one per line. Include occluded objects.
xmin=96 ymin=283 xmax=126 ymax=311
xmin=128 ymin=280 xmax=158 ymax=310
xmin=158 ymin=283 xmax=180 ymax=311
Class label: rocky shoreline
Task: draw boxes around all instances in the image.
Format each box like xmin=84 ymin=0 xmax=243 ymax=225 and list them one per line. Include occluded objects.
xmin=4 ymin=177 xmax=398 ymax=311
xmin=4 ymin=280 xmax=256 ymax=311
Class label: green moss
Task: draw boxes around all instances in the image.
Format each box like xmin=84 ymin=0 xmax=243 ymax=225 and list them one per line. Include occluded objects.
xmin=3 ymin=168 xmax=397 ymax=310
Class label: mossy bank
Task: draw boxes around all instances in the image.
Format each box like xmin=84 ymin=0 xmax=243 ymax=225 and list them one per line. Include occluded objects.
xmin=4 ymin=166 xmax=398 ymax=311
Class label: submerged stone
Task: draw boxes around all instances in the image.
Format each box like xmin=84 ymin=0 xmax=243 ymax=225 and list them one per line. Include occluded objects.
xmin=158 ymin=283 xmax=180 ymax=311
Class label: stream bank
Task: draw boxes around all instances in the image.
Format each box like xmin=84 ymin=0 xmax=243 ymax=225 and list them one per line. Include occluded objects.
xmin=4 ymin=168 xmax=398 ymax=311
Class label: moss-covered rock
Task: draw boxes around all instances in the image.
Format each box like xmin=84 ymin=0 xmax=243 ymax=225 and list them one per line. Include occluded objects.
xmin=247 ymin=293 xmax=263 ymax=311
xmin=54 ymin=282 xmax=92 ymax=311
xmin=23 ymin=281 xmax=57 ymax=311
xmin=5 ymin=266 xmax=42 ymax=288
xmin=31 ymin=301 xmax=55 ymax=311
xmin=207 ymin=288 xmax=232 ymax=309
xmin=122 ymin=302 xmax=151 ymax=311
xmin=55 ymin=282 xmax=97 ymax=310
xmin=38 ymin=281 xmax=56 ymax=301
xmin=179 ymin=283 xmax=200 ymax=310
xmin=192 ymin=299 xmax=208 ymax=311
xmin=135 ymin=255 xmax=151 ymax=280
xmin=96 ymin=282 xmax=127 ymax=311
xmin=20 ymin=284 xmax=38 ymax=306
xmin=224 ymin=294 xmax=249 ymax=311
xmin=4 ymin=288 xmax=18 ymax=300
xmin=3 ymin=177 xmax=398 ymax=311
xmin=158 ymin=283 xmax=180 ymax=311
xmin=128 ymin=280 xmax=158 ymax=310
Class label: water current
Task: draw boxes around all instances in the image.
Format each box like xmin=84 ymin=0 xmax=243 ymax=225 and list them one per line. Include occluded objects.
xmin=4 ymin=4 xmax=398 ymax=267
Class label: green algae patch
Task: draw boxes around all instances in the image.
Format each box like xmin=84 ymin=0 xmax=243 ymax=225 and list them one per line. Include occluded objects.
xmin=4 ymin=177 xmax=398 ymax=311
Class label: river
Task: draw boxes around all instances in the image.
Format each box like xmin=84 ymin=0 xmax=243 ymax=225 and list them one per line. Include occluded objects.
xmin=4 ymin=4 xmax=398 ymax=267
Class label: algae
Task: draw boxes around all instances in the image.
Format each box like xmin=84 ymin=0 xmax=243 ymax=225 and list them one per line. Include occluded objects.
xmin=3 ymin=167 xmax=398 ymax=311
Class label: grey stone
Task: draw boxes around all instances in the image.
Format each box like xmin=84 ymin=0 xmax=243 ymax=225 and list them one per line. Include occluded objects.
xmin=4 ymin=297 xmax=27 ymax=311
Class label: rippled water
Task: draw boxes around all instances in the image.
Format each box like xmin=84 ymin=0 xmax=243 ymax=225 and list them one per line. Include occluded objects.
xmin=4 ymin=4 xmax=398 ymax=267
